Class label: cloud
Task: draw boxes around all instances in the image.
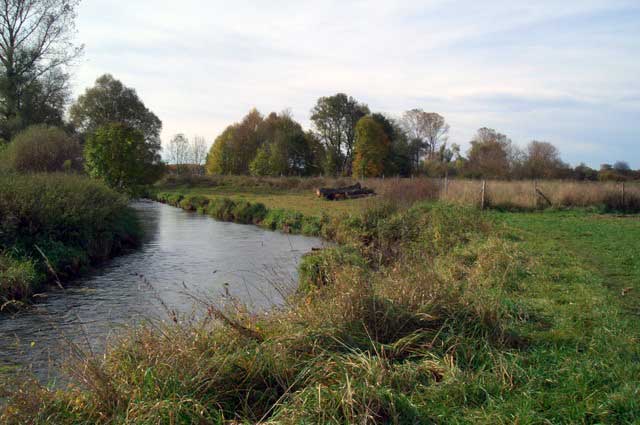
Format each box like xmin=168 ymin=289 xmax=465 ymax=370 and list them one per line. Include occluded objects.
xmin=71 ymin=0 xmax=640 ymax=167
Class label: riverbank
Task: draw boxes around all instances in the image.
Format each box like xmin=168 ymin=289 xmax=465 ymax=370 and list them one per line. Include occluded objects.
xmin=2 ymin=185 xmax=639 ymax=422
xmin=0 ymin=174 xmax=142 ymax=307
xmin=156 ymin=174 xmax=640 ymax=213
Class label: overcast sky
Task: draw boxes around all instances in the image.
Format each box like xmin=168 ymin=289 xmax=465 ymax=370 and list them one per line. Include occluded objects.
xmin=71 ymin=0 xmax=640 ymax=167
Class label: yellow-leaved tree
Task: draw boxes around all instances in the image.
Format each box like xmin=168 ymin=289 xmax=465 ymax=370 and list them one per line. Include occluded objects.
xmin=352 ymin=116 xmax=390 ymax=178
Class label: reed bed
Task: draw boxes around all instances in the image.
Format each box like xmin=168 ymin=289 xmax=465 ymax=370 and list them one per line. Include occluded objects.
xmin=443 ymin=179 xmax=640 ymax=211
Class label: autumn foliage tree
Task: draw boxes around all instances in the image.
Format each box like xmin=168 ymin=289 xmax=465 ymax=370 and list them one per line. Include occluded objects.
xmin=464 ymin=128 xmax=513 ymax=179
xmin=352 ymin=116 xmax=389 ymax=178
xmin=522 ymin=141 xmax=568 ymax=179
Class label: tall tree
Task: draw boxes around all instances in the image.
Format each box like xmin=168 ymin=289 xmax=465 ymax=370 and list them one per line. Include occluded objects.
xmin=70 ymin=74 xmax=162 ymax=147
xmin=371 ymin=112 xmax=411 ymax=177
xmin=465 ymin=128 xmax=513 ymax=179
xmin=84 ymin=123 xmax=165 ymax=194
xmin=400 ymin=109 xmax=449 ymax=172
xmin=0 ymin=0 xmax=82 ymax=140
xmin=166 ymin=133 xmax=190 ymax=174
xmin=523 ymin=141 xmax=566 ymax=179
xmin=352 ymin=116 xmax=389 ymax=178
xmin=229 ymin=108 xmax=263 ymax=174
xmin=191 ymin=136 xmax=208 ymax=173
xmin=205 ymin=126 xmax=236 ymax=175
xmin=250 ymin=111 xmax=321 ymax=176
xmin=310 ymin=93 xmax=369 ymax=176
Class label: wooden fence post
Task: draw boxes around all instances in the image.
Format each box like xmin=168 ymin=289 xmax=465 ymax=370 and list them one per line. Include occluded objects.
xmin=481 ymin=180 xmax=486 ymax=210
xmin=444 ymin=175 xmax=449 ymax=199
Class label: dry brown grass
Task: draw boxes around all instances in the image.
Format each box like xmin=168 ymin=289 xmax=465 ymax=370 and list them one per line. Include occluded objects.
xmin=157 ymin=174 xmax=640 ymax=212
xmin=444 ymin=179 xmax=640 ymax=211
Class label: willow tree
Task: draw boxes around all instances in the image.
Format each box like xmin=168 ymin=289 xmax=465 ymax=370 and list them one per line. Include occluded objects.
xmin=0 ymin=0 xmax=83 ymax=140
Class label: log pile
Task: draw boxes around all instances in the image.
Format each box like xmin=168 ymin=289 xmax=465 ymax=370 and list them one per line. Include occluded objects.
xmin=316 ymin=183 xmax=375 ymax=200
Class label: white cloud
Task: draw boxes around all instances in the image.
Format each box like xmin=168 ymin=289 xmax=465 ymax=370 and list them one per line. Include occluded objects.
xmin=71 ymin=0 xmax=640 ymax=166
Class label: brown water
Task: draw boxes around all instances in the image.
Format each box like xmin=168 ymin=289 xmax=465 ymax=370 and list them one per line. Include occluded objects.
xmin=0 ymin=200 xmax=325 ymax=381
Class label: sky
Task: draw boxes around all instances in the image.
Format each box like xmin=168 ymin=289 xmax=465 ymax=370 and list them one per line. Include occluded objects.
xmin=71 ymin=0 xmax=640 ymax=168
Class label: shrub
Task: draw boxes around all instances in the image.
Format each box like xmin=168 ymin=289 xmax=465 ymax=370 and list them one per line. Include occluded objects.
xmin=179 ymin=195 xmax=210 ymax=211
xmin=232 ymin=201 xmax=268 ymax=224
xmin=206 ymin=198 xmax=237 ymax=221
xmin=0 ymin=174 xmax=141 ymax=301
xmin=4 ymin=125 xmax=82 ymax=173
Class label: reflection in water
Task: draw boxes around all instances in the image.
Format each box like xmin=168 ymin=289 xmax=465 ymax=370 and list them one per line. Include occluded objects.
xmin=0 ymin=200 xmax=324 ymax=380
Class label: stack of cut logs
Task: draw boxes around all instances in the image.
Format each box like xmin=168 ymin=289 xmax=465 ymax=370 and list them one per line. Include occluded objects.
xmin=316 ymin=183 xmax=375 ymax=200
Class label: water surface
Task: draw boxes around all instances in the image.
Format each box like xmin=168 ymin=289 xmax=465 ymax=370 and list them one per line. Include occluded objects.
xmin=0 ymin=201 xmax=324 ymax=379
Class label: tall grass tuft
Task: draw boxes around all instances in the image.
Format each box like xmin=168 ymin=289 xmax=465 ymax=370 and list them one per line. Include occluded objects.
xmin=0 ymin=173 xmax=141 ymax=303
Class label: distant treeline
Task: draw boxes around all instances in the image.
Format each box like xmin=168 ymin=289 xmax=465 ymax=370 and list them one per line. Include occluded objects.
xmin=166 ymin=93 xmax=637 ymax=182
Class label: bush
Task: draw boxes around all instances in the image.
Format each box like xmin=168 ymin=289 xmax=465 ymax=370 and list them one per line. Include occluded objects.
xmin=3 ymin=125 xmax=82 ymax=173
xmin=232 ymin=201 xmax=268 ymax=224
xmin=179 ymin=195 xmax=210 ymax=211
xmin=206 ymin=198 xmax=237 ymax=221
xmin=0 ymin=174 xmax=141 ymax=301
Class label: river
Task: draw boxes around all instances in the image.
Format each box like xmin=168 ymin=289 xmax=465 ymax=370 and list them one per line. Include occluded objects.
xmin=0 ymin=200 xmax=325 ymax=380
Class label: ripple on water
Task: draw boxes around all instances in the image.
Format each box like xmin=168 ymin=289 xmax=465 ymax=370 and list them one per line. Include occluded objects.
xmin=0 ymin=200 xmax=325 ymax=380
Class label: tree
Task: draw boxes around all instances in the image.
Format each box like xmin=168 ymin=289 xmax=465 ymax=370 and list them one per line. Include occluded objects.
xmin=573 ymin=163 xmax=598 ymax=181
xmin=166 ymin=133 xmax=190 ymax=174
xmin=84 ymin=123 xmax=165 ymax=193
xmin=70 ymin=74 xmax=162 ymax=147
xmin=613 ymin=161 xmax=631 ymax=173
xmin=251 ymin=111 xmax=321 ymax=176
xmin=371 ymin=112 xmax=411 ymax=177
xmin=465 ymin=128 xmax=513 ymax=179
xmin=310 ymin=93 xmax=369 ymax=175
xmin=400 ymin=109 xmax=449 ymax=171
xmin=191 ymin=136 xmax=208 ymax=174
xmin=205 ymin=126 xmax=235 ymax=175
xmin=0 ymin=0 xmax=82 ymax=140
xmin=522 ymin=141 xmax=566 ymax=179
xmin=206 ymin=108 xmax=264 ymax=175
xmin=352 ymin=116 xmax=389 ymax=178
xmin=249 ymin=145 xmax=271 ymax=176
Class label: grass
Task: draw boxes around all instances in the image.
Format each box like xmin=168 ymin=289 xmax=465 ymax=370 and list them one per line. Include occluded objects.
xmin=2 ymin=180 xmax=639 ymax=423
xmin=0 ymin=173 xmax=141 ymax=305
xmin=155 ymin=174 xmax=640 ymax=213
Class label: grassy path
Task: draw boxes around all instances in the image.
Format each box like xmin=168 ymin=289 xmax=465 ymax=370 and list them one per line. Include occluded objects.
xmin=484 ymin=211 xmax=640 ymax=423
